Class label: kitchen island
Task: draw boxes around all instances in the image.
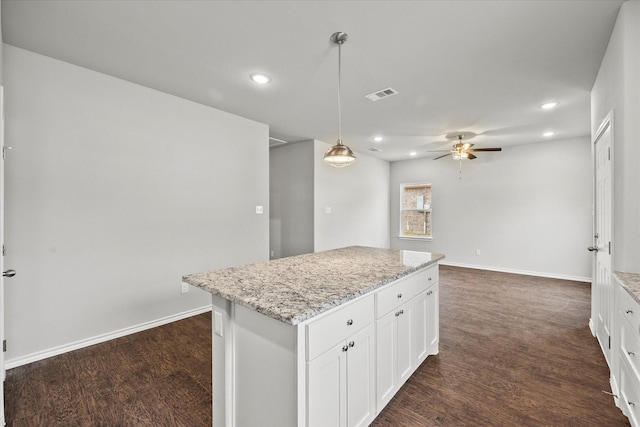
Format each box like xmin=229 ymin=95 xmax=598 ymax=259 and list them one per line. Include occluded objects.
xmin=183 ymin=246 xmax=444 ymax=427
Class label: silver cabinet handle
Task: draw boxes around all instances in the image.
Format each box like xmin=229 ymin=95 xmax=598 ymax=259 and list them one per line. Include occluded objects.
xmin=395 ymin=310 xmax=404 ymax=317
xmin=397 ymin=293 xmax=402 ymax=299
xmin=349 ymin=341 xmax=355 ymax=348
xmin=587 ymin=246 xmax=599 ymax=252
xmin=628 ymin=310 xmax=634 ymax=314
xmin=427 ymin=291 xmax=433 ymax=296
xmin=346 ymin=319 xmax=353 ymax=326
xmin=629 ymin=351 xmax=636 ymax=356
xmin=342 ymin=345 xmax=349 ymax=352
xmin=2 ymin=269 xmax=16 ymax=278
xmin=428 ymin=277 xmax=432 ymax=281
xmin=629 ymin=401 xmax=636 ymax=407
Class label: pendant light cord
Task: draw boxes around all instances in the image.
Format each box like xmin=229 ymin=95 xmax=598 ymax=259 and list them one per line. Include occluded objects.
xmin=337 ymin=40 xmax=342 ymax=143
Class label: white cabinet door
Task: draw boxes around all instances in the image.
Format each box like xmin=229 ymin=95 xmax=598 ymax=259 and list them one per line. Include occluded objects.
xmin=307 ymin=341 xmax=346 ymax=427
xmin=375 ymin=299 xmax=414 ymax=409
xmin=414 ymin=288 xmax=429 ymax=366
xmin=426 ymin=283 xmax=439 ymax=355
xmin=375 ymin=309 xmax=397 ymax=410
xmin=346 ymin=323 xmax=376 ymax=427
xmin=397 ymin=300 xmax=414 ymax=386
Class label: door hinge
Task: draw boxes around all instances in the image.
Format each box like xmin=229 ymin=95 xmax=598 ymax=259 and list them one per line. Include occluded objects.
xmin=2 ymin=244 xmax=5 ymax=256
xmin=3 ymin=340 xmax=6 ymax=352
xmin=608 ymin=147 xmax=611 ymax=160
xmin=609 ymin=241 xmax=612 ymax=255
xmin=608 ymin=336 xmax=611 ymax=350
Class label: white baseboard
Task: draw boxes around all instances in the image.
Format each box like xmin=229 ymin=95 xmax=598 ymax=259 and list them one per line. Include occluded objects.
xmin=5 ymin=305 xmax=213 ymax=370
xmin=439 ymin=260 xmax=591 ymax=283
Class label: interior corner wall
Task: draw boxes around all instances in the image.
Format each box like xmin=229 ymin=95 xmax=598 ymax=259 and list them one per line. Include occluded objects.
xmin=591 ymin=0 xmax=640 ymax=274
xmin=269 ymin=141 xmax=314 ymax=259
xmin=314 ymin=140 xmax=390 ymax=252
xmin=2 ymin=45 xmax=269 ymax=363
xmin=390 ymin=137 xmax=592 ymax=280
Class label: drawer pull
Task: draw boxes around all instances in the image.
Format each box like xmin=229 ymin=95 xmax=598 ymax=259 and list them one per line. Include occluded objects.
xmin=395 ymin=309 xmax=404 ymax=317
xmin=629 ymin=401 xmax=636 ymax=407
xmin=427 ymin=291 xmax=433 ymax=296
xmin=397 ymin=293 xmax=403 ymax=299
xmin=349 ymin=341 xmax=355 ymax=348
xmin=346 ymin=319 xmax=353 ymax=326
xmin=629 ymin=351 xmax=636 ymax=356
xmin=428 ymin=277 xmax=432 ymax=281
xmin=627 ymin=309 xmax=634 ymax=314
xmin=342 ymin=345 xmax=349 ymax=352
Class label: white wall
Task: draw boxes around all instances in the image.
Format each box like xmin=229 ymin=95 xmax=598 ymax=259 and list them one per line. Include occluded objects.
xmin=314 ymin=140 xmax=390 ymax=252
xmin=591 ymin=0 xmax=640 ymax=274
xmin=3 ymin=45 xmax=269 ymax=364
xmin=390 ymin=137 xmax=592 ymax=280
xmin=269 ymin=140 xmax=314 ymax=259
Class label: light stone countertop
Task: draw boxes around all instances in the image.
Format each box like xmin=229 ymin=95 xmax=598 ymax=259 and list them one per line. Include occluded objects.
xmin=183 ymin=246 xmax=445 ymax=325
xmin=615 ymin=271 xmax=640 ymax=304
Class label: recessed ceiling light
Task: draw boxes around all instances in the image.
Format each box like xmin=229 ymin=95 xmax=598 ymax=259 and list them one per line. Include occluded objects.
xmin=540 ymin=102 xmax=559 ymax=110
xmin=409 ymin=151 xmax=417 ymax=156
xmin=543 ymin=131 xmax=555 ymax=137
xmin=373 ymin=136 xmax=383 ymax=142
xmin=250 ymin=73 xmax=271 ymax=84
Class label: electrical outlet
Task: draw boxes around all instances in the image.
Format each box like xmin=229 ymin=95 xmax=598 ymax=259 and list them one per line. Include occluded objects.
xmin=214 ymin=311 xmax=223 ymax=337
xmin=181 ymin=282 xmax=189 ymax=294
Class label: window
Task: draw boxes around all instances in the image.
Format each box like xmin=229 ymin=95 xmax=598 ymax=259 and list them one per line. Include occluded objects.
xmin=399 ymin=183 xmax=432 ymax=239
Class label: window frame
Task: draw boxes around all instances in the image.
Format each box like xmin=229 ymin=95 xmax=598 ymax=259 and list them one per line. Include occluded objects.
xmin=398 ymin=182 xmax=433 ymax=241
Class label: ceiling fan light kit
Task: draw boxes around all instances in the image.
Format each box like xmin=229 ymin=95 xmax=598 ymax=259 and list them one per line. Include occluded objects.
xmin=323 ymin=31 xmax=356 ymax=168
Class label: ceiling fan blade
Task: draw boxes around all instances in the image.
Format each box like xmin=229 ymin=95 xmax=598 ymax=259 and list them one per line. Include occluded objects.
xmin=467 ymin=153 xmax=477 ymax=160
xmin=467 ymin=147 xmax=502 ymax=152
xmin=425 ymin=150 xmax=452 ymax=153
xmin=432 ymin=153 xmax=452 ymax=160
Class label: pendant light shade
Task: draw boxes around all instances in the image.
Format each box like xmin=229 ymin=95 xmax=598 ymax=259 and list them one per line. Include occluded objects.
xmin=324 ymin=139 xmax=356 ymax=167
xmin=324 ymin=32 xmax=356 ymax=167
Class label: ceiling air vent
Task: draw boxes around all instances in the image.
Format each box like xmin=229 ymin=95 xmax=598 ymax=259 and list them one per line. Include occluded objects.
xmin=364 ymin=87 xmax=398 ymax=102
xmin=368 ymin=147 xmax=383 ymax=152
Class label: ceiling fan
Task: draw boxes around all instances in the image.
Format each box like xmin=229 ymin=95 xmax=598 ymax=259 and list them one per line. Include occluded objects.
xmin=430 ymin=135 xmax=502 ymax=160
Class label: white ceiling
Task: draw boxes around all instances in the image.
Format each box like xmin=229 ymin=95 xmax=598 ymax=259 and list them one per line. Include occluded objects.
xmin=1 ymin=0 xmax=624 ymax=161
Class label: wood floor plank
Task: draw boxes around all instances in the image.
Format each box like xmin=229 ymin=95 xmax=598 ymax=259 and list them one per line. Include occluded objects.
xmin=4 ymin=265 xmax=629 ymax=426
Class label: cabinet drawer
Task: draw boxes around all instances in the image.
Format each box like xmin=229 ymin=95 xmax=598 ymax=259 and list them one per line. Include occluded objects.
xmin=306 ymin=294 xmax=374 ymax=361
xmin=413 ymin=265 xmax=439 ymax=295
xmin=621 ymin=317 xmax=640 ymax=378
xmin=620 ymin=288 xmax=640 ymax=329
xmin=376 ymin=275 xmax=416 ymax=318
xmin=620 ymin=358 xmax=640 ymax=427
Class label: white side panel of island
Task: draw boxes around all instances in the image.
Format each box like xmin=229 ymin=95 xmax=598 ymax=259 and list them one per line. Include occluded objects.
xmin=212 ymin=295 xmax=301 ymax=427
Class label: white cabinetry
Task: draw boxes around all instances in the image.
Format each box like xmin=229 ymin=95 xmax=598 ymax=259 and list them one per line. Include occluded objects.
xmin=211 ymin=264 xmax=440 ymax=427
xmin=375 ymin=266 xmax=439 ymax=410
xmin=306 ymin=295 xmax=376 ymax=427
xmin=617 ymin=281 xmax=640 ymax=427
xmin=414 ymin=281 xmax=439 ymax=366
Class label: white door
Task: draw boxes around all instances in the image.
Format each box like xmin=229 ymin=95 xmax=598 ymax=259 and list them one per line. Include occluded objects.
xmin=0 ymin=85 xmax=7 ymax=425
xmin=591 ymin=114 xmax=613 ymax=366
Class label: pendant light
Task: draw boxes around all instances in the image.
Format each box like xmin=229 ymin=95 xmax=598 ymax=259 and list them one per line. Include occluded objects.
xmin=323 ymin=32 xmax=356 ymax=167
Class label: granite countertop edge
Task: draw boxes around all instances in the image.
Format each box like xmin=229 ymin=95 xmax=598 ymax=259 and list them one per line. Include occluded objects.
xmin=183 ymin=247 xmax=445 ymax=325
xmin=615 ymin=271 xmax=640 ymax=304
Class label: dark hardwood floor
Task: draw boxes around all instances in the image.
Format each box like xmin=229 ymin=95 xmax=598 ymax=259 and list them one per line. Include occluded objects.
xmin=4 ymin=266 xmax=629 ymax=426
